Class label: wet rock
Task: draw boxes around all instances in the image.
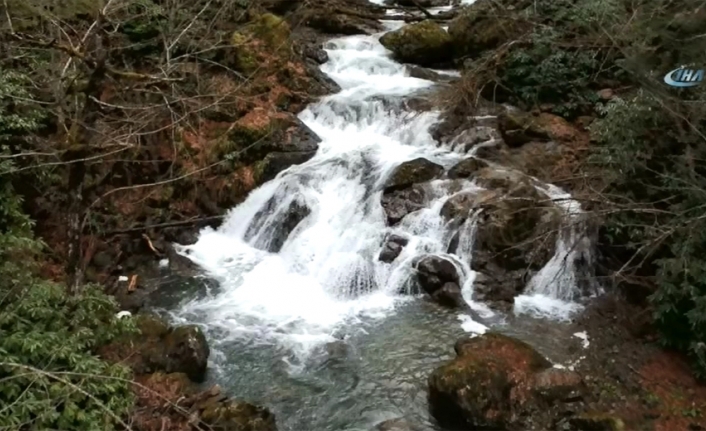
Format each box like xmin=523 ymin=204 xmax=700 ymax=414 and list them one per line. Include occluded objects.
xmin=428 ymin=333 xmax=552 ymax=430
xmin=244 ymin=196 xmax=311 ymax=253
xmin=199 ymin=399 xmax=278 ymax=431
xmin=379 ymin=234 xmax=409 ymax=263
xmin=304 ymin=45 xmax=329 ymax=64
xmin=431 ymin=281 xmax=465 ymax=308
xmin=447 ymin=157 xmax=489 ymax=179
xmin=166 ymin=243 xmax=201 ymax=274
xmin=374 ymin=417 xmax=427 ymax=431
xmin=101 ymin=315 xmax=210 ymax=382
xmin=379 ymin=20 xmax=453 ymax=66
xmin=448 ymin=0 xmax=531 ymax=59
xmin=406 ymin=65 xmax=454 ymax=83
xmin=439 ymin=189 xmax=499 ymax=221
xmin=471 ymin=167 xmax=562 ymax=274
xmin=381 ymin=185 xmax=427 ymax=225
xmin=384 ymin=158 xmax=443 ymax=192
xmin=254 ymin=151 xmax=317 ymax=185
xmin=162 ymin=325 xmax=210 ymax=382
xmin=471 ymin=270 xmax=518 ymax=308
xmin=413 ymin=255 xmax=465 ymax=307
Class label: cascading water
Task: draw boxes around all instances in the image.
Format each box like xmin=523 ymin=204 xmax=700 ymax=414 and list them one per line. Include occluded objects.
xmin=177 ymin=33 xmax=471 ymax=358
xmin=170 ymin=6 xmax=594 ymax=430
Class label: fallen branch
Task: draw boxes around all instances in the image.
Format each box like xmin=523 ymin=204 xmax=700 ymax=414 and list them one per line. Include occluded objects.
xmin=104 ymin=216 xmax=225 ymax=235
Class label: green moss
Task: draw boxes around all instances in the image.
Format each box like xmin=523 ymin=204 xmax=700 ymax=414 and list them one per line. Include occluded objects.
xmin=136 ymin=314 xmax=170 ymax=338
xmin=379 ymin=20 xmax=452 ymax=66
xmin=569 ymin=413 xmax=625 ymax=431
xmin=230 ymin=32 xmax=259 ymax=74
xmin=250 ymin=13 xmax=290 ymax=49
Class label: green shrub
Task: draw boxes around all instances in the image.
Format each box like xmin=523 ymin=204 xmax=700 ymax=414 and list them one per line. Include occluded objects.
xmin=497 ymin=27 xmax=604 ymax=117
xmin=590 ymin=89 xmax=706 ymax=378
xmin=0 ymin=67 xmax=136 ymax=430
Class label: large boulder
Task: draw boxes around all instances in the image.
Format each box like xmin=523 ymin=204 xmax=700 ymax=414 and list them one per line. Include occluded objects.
xmin=448 ymin=0 xmax=532 ymax=59
xmin=472 ymin=167 xmax=562 ymax=272
xmin=413 ymin=255 xmax=465 ymax=308
xmin=101 ymin=314 xmax=210 ymax=382
xmin=379 ymin=20 xmax=453 ymax=66
xmin=428 ymin=333 xmax=586 ymax=430
xmin=440 ymin=168 xmax=562 ymax=307
xmin=253 ymin=151 xmax=316 ymax=185
xmin=244 ymin=196 xmax=311 ymax=253
xmin=384 ymin=158 xmax=444 ymax=192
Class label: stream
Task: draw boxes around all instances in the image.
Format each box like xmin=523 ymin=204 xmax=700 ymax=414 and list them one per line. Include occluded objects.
xmin=164 ymin=6 xmax=594 ymax=430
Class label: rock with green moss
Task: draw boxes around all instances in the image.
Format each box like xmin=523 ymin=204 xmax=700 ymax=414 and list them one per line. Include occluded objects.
xmin=199 ymin=398 xmax=278 ymax=431
xmin=448 ymin=0 xmax=531 ymax=59
xmin=379 ymin=20 xmax=452 ymax=66
xmin=562 ymin=413 xmax=625 ymax=431
xmin=428 ymin=333 xmax=552 ymax=429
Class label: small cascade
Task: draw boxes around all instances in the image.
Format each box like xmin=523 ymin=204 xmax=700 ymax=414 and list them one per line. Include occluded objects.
xmin=514 ymin=183 xmax=597 ymax=320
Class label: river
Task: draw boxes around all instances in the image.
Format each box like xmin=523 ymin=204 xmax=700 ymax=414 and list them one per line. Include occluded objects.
xmin=166 ymin=6 xmax=590 ymax=430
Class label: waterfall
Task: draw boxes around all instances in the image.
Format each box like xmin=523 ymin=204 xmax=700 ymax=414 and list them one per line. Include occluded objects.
xmin=174 ymin=9 xmax=593 ymax=362
xmin=514 ymin=183 xmax=597 ymax=320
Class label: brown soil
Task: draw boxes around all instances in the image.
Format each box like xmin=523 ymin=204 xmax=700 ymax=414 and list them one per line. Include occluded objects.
xmin=573 ymin=295 xmax=706 ymax=431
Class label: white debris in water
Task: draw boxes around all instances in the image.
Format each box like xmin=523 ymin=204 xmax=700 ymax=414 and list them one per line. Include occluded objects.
xmin=116 ymin=311 xmax=132 ymax=319
xmin=573 ymin=331 xmax=590 ymax=349
xmin=159 ymin=258 xmax=169 ymax=268
xmin=458 ymin=314 xmax=488 ymax=336
xmin=118 ymin=275 xmax=128 ymax=282
xmin=553 ymin=355 xmax=586 ymax=371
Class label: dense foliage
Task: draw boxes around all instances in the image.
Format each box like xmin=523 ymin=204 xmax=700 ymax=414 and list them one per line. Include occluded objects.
xmin=455 ymin=0 xmax=706 ymax=376
xmin=0 ymin=70 xmax=136 ymax=430
xmin=515 ymin=0 xmax=706 ymax=376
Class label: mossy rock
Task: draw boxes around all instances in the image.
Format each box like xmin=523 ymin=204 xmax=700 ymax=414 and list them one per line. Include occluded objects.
xmin=379 ymin=20 xmax=452 ymax=66
xmin=136 ymin=313 xmax=170 ymax=338
xmin=200 ymin=400 xmax=278 ymax=431
xmin=249 ymin=13 xmax=290 ymax=49
xmin=448 ymin=0 xmax=532 ymax=59
xmin=566 ymin=413 xmax=625 ymax=431
xmin=428 ymin=333 xmax=551 ymax=429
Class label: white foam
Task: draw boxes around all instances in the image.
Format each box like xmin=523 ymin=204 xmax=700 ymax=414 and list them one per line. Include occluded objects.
xmin=458 ymin=314 xmax=488 ymax=336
